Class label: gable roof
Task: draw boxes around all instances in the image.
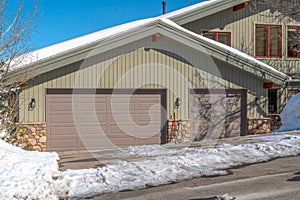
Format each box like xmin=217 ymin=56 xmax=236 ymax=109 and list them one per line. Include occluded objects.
xmin=9 ymin=0 xmax=289 ymax=85
xmin=15 ymin=0 xmax=250 ymax=69
xmin=9 ymin=16 xmax=288 ymax=85
xmin=163 ymin=0 xmax=249 ymax=25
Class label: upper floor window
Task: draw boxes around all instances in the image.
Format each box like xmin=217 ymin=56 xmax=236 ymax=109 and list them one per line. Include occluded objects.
xmin=202 ymin=32 xmax=231 ymax=46
xmin=287 ymin=26 xmax=300 ymax=58
xmin=255 ymin=24 xmax=282 ymax=58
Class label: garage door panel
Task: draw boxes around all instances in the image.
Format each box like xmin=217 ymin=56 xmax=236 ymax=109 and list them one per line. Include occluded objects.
xmin=78 ymin=133 xmax=107 ymax=140
xmin=49 ymin=127 xmax=77 ymax=135
xmin=110 ymin=115 xmax=135 ymax=123
xmin=137 ymin=95 xmax=160 ymax=101
xmin=109 ymin=95 xmax=134 ymax=102
xmin=110 ymin=125 xmax=134 ymax=135
xmin=50 ymin=104 xmax=73 ymax=111
xmin=49 ymin=140 xmax=77 ymax=149
xmin=79 ymin=114 xmax=107 ymax=123
xmin=77 ymin=139 xmax=108 ymax=149
xmin=135 ymin=131 xmax=161 ymax=139
xmin=136 ymin=137 xmax=160 ymax=145
xmin=80 ymin=103 xmax=107 ymax=112
xmin=79 ymin=126 xmax=108 ymax=135
xmin=110 ymin=138 xmax=135 ymax=146
xmin=50 ymin=115 xmax=75 ymax=123
xmin=226 ymin=130 xmax=240 ymax=138
xmin=137 ymin=114 xmax=160 ymax=122
xmin=110 ymin=103 xmax=135 ymax=111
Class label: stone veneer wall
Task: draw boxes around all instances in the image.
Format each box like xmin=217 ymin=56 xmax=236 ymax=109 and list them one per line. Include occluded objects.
xmin=15 ymin=123 xmax=46 ymax=152
xmin=167 ymin=119 xmax=190 ymax=143
xmin=269 ymin=114 xmax=283 ymax=131
xmin=248 ymin=115 xmax=282 ymax=135
xmin=248 ymin=118 xmax=271 ymax=134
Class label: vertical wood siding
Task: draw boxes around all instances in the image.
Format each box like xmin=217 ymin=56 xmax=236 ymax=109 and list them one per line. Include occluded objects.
xmin=20 ymin=35 xmax=267 ymax=122
xmin=182 ymin=2 xmax=300 ymax=74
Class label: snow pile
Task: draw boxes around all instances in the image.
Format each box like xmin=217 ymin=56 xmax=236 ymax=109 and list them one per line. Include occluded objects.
xmin=274 ymin=93 xmax=300 ymax=132
xmin=117 ymin=144 xmax=179 ymax=157
xmin=55 ymin=135 xmax=300 ymax=199
xmin=0 ymin=129 xmax=7 ymax=139
xmin=0 ymin=140 xmax=60 ymax=200
xmin=1 ymin=134 xmax=300 ymax=199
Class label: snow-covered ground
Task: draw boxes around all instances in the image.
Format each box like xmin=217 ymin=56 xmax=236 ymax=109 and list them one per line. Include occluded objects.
xmin=274 ymin=93 xmax=300 ymax=132
xmin=1 ymin=134 xmax=300 ymax=199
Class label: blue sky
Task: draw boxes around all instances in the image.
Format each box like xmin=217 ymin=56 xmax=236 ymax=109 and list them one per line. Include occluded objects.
xmin=27 ymin=0 xmax=205 ymax=50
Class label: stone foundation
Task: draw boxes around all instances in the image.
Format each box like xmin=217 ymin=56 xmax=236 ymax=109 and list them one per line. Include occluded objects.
xmin=167 ymin=119 xmax=190 ymax=143
xmin=248 ymin=118 xmax=271 ymax=134
xmin=248 ymin=115 xmax=282 ymax=135
xmin=269 ymin=114 xmax=283 ymax=131
xmin=15 ymin=123 xmax=47 ymax=152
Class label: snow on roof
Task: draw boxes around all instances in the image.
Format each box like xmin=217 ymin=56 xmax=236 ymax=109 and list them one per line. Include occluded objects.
xmin=19 ymin=0 xmax=232 ymax=67
xmin=15 ymin=0 xmax=288 ymax=81
xmin=20 ymin=17 xmax=157 ymax=66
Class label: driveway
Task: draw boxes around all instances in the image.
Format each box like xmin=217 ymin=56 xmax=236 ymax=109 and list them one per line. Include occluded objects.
xmin=57 ymin=132 xmax=300 ymax=171
xmin=56 ymin=132 xmax=300 ymax=200
xmin=92 ymin=156 xmax=300 ymax=200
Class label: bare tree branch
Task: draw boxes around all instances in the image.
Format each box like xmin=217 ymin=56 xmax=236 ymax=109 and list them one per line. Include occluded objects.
xmin=0 ymin=0 xmax=39 ymax=143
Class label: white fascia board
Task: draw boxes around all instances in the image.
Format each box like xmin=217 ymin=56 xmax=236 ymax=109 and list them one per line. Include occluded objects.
xmin=8 ymin=25 xmax=161 ymax=78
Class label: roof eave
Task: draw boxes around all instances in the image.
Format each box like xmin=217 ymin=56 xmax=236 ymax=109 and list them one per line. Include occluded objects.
xmin=169 ymin=0 xmax=249 ymax=25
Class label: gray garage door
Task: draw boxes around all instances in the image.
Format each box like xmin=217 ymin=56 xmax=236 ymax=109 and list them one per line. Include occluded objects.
xmin=46 ymin=89 xmax=167 ymax=151
xmin=189 ymin=89 xmax=247 ymax=141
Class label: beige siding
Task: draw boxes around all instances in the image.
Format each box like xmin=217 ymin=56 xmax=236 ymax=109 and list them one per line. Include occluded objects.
xmin=182 ymin=1 xmax=300 ymax=74
xmin=20 ymin=36 xmax=267 ymax=122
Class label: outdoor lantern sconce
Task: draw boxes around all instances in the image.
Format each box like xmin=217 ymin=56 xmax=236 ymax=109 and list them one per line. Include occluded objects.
xmin=28 ymin=98 xmax=36 ymax=111
xmin=255 ymin=97 xmax=260 ymax=105
xmin=174 ymin=97 xmax=181 ymax=109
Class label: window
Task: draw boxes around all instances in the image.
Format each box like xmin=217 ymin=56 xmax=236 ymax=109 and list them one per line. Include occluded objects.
xmin=255 ymin=24 xmax=282 ymax=57
xmin=268 ymin=89 xmax=278 ymax=114
xmin=287 ymin=26 xmax=300 ymax=58
xmin=202 ymin=32 xmax=231 ymax=46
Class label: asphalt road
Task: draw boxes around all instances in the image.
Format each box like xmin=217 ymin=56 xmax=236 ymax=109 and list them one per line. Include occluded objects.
xmin=89 ymin=156 xmax=300 ymax=200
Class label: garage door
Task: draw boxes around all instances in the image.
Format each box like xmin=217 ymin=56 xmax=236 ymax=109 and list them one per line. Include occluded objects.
xmin=46 ymin=89 xmax=167 ymax=151
xmin=189 ymin=89 xmax=247 ymax=141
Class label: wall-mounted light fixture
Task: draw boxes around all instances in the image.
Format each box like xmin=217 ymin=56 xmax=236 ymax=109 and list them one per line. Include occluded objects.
xmin=174 ymin=97 xmax=181 ymax=109
xmin=28 ymin=98 xmax=36 ymax=111
xmin=255 ymin=97 xmax=260 ymax=105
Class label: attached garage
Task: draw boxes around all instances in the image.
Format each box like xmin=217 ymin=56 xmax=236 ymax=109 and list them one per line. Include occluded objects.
xmin=189 ymin=89 xmax=247 ymax=141
xmin=46 ymin=89 xmax=167 ymax=151
xmin=9 ymin=18 xmax=289 ymax=152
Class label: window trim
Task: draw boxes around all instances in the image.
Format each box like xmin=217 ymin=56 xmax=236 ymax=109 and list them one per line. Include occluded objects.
xmin=287 ymin=26 xmax=300 ymax=59
xmin=255 ymin=24 xmax=282 ymax=58
xmin=202 ymin=31 xmax=232 ymax=46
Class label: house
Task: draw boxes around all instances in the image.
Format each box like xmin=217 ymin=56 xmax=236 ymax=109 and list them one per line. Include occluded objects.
xmin=8 ymin=0 xmax=296 ymax=151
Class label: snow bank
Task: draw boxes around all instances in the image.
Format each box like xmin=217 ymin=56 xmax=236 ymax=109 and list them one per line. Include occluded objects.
xmin=56 ymin=135 xmax=300 ymax=199
xmin=1 ymin=134 xmax=300 ymax=199
xmin=274 ymin=93 xmax=300 ymax=132
xmin=0 ymin=140 xmax=60 ymax=200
